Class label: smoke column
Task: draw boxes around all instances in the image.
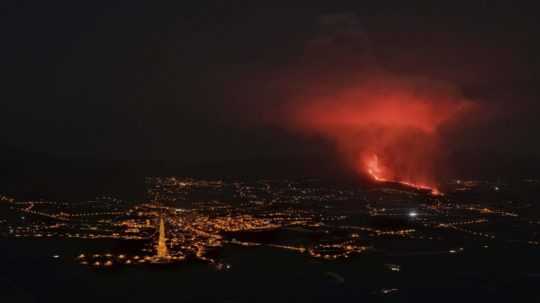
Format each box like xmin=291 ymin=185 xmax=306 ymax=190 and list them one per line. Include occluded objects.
xmin=285 ymin=75 xmax=473 ymax=194
xmin=226 ymin=13 xmax=477 ymax=194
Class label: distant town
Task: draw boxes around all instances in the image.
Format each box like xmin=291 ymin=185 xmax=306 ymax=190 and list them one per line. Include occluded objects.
xmin=1 ymin=177 xmax=539 ymax=270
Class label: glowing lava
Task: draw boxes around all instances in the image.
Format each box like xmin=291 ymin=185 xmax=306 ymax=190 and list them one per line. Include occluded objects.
xmin=364 ymin=153 xmax=442 ymax=196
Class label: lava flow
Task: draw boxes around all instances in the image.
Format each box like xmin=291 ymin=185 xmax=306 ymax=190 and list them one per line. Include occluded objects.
xmin=364 ymin=154 xmax=442 ymax=196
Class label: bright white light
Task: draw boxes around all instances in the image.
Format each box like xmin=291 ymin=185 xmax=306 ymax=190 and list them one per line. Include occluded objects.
xmin=408 ymin=211 xmax=418 ymax=218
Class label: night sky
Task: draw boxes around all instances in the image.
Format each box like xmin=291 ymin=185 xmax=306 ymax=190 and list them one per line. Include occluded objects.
xmin=2 ymin=1 xmax=540 ymax=180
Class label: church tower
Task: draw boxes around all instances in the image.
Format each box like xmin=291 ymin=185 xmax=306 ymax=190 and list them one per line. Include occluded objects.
xmin=157 ymin=215 xmax=169 ymax=258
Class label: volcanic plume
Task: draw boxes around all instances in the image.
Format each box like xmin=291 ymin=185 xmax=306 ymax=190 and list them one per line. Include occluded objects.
xmin=225 ymin=13 xmax=477 ymax=194
xmin=285 ymin=75 xmax=473 ymax=194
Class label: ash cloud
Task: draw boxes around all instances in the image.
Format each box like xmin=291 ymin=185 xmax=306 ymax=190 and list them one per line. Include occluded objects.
xmin=227 ymin=13 xmax=479 ymax=187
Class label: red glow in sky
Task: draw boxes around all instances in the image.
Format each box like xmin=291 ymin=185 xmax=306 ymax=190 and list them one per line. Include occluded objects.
xmin=286 ymin=77 xmax=473 ymax=195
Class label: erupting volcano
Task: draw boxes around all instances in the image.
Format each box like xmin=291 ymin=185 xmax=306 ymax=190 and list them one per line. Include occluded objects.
xmin=284 ymin=76 xmax=473 ymax=195
xmin=230 ymin=15 xmax=478 ymax=193
xmin=364 ymin=153 xmax=442 ymax=195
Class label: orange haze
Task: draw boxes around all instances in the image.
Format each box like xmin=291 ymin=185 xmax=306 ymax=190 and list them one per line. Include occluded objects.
xmin=285 ymin=76 xmax=474 ymax=195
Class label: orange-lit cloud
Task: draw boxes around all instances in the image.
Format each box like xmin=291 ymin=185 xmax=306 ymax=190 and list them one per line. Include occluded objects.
xmin=225 ymin=13 xmax=479 ymax=193
xmin=284 ymin=75 xmax=474 ymax=194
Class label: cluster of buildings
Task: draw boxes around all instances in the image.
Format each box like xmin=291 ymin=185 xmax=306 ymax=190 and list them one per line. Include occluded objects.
xmin=0 ymin=177 xmax=538 ymax=269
